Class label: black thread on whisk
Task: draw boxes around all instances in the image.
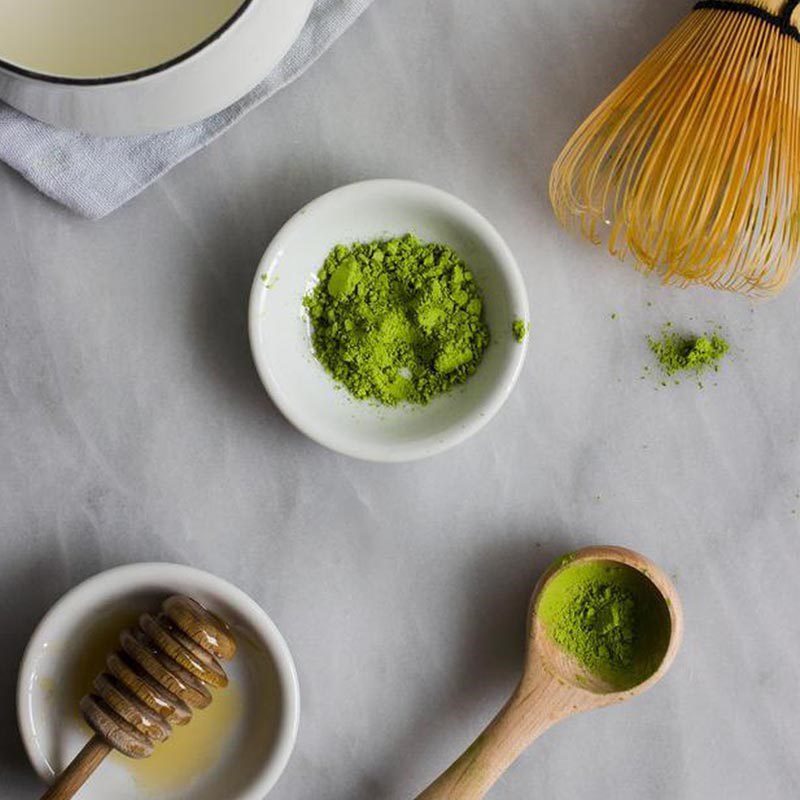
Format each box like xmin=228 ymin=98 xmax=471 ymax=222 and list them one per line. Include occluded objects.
xmin=694 ymin=0 xmax=800 ymax=41
xmin=784 ymin=0 xmax=800 ymax=32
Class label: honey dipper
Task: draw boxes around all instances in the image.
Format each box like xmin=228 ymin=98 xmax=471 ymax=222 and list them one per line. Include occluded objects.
xmin=41 ymin=595 xmax=237 ymax=800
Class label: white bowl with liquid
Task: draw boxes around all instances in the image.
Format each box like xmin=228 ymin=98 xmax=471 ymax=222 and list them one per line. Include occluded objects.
xmin=0 ymin=0 xmax=315 ymax=135
xmin=17 ymin=563 xmax=300 ymax=800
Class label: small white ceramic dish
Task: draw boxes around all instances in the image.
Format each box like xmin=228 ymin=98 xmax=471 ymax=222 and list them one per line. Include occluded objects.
xmin=249 ymin=179 xmax=529 ymax=462
xmin=0 ymin=0 xmax=314 ymax=135
xmin=17 ymin=563 xmax=300 ymax=800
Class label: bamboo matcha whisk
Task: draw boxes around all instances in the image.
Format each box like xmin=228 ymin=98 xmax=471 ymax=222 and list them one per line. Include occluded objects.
xmin=41 ymin=595 xmax=236 ymax=800
xmin=550 ymin=0 xmax=800 ymax=295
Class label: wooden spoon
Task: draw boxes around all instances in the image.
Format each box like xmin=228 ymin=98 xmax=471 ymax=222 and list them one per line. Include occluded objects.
xmin=415 ymin=545 xmax=683 ymax=799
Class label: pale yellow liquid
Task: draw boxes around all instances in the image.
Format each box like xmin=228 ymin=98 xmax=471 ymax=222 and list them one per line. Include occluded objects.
xmin=56 ymin=608 xmax=245 ymax=794
xmin=0 ymin=0 xmax=246 ymax=78
xmin=121 ymin=682 xmax=244 ymax=793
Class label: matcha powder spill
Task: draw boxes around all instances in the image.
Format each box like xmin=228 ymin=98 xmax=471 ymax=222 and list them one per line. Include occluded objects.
xmin=648 ymin=324 xmax=729 ymax=379
xmin=304 ymin=235 xmax=491 ymax=405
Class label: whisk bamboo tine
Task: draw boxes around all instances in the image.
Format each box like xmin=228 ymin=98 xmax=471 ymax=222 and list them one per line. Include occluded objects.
xmin=550 ymin=0 xmax=800 ymax=295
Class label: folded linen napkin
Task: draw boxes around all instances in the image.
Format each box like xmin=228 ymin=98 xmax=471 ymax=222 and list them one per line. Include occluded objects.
xmin=0 ymin=0 xmax=374 ymax=219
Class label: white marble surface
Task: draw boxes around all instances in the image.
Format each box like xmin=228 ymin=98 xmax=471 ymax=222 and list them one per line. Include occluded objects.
xmin=1 ymin=1 xmax=799 ymax=798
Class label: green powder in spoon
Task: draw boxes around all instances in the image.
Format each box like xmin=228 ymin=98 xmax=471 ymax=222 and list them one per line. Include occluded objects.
xmin=537 ymin=560 xmax=672 ymax=690
xmin=303 ymin=235 xmax=491 ymax=405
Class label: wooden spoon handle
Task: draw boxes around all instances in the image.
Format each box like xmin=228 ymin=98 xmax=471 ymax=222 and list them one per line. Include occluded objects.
xmin=40 ymin=736 xmax=112 ymax=800
xmin=415 ymin=669 xmax=572 ymax=800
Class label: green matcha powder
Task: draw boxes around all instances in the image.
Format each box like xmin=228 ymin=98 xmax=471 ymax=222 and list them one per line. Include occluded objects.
xmin=304 ymin=235 xmax=491 ymax=405
xmin=648 ymin=324 xmax=729 ymax=378
xmin=538 ymin=560 xmax=672 ymax=690
xmin=512 ymin=319 xmax=529 ymax=343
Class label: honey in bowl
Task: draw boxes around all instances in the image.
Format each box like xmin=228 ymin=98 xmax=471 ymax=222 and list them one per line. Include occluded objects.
xmin=40 ymin=600 xmax=282 ymax=799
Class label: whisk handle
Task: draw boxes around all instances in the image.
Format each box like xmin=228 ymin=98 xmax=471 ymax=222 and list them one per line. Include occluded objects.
xmin=40 ymin=735 xmax=112 ymax=800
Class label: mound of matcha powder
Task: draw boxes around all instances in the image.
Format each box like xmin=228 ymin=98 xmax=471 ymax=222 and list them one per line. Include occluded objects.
xmin=550 ymin=574 xmax=637 ymax=672
xmin=538 ymin=560 xmax=672 ymax=690
xmin=648 ymin=324 xmax=729 ymax=378
xmin=304 ymin=235 xmax=490 ymax=405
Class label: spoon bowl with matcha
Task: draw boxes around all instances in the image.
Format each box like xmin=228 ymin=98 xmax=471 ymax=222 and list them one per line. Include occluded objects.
xmin=416 ymin=545 xmax=682 ymax=800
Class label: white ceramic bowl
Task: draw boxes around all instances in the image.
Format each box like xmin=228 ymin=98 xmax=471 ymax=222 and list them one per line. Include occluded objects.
xmin=0 ymin=0 xmax=314 ymax=135
xmin=17 ymin=563 xmax=300 ymax=800
xmin=249 ymin=180 xmax=529 ymax=462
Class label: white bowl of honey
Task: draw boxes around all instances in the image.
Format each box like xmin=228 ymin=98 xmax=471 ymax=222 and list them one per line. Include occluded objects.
xmin=17 ymin=563 xmax=300 ymax=800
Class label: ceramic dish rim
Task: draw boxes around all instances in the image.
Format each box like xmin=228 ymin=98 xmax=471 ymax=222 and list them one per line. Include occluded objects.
xmin=248 ymin=178 xmax=530 ymax=463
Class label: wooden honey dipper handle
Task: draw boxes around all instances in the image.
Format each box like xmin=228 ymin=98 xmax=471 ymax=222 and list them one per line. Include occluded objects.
xmin=40 ymin=595 xmax=236 ymax=800
xmin=40 ymin=737 xmax=112 ymax=800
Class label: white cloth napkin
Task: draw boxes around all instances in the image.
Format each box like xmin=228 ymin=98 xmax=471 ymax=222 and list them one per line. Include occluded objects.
xmin=0 ymin=0 xmax=374 ymax=219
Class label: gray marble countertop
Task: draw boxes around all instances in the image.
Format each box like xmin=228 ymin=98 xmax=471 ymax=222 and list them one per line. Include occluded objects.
xmin=2 ymin=1 xmax=799 ymax=798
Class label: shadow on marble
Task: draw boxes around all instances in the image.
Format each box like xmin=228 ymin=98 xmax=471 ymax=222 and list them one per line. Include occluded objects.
xmin=188 ymin=216 xmax=290 ymax=429
xmin=186 ymin=172 xmax=361 ymax=453
xmin=347 ymin=529 xmax=567 ymax=799
xmin=0 ymin=550 xmax=73 ymax=790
